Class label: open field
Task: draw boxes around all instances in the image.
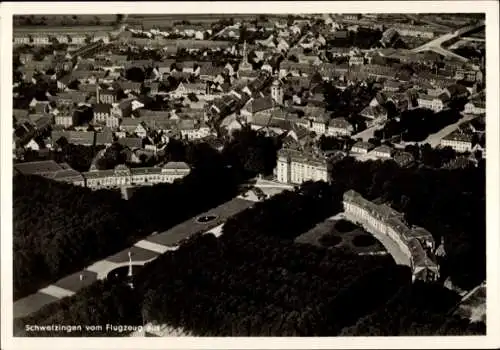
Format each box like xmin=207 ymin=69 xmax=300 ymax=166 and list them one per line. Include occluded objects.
xmin=14 ymin=14 xmax=117 ymax=27
xmin=126 ymin=13 xmax=286 ymax=28
xmin=13 ymin=25 xmax=115 ymax=33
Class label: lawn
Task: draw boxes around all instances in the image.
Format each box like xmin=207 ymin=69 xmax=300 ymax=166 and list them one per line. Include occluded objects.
xmin=295 ymin=215 xmax=386 ymax=255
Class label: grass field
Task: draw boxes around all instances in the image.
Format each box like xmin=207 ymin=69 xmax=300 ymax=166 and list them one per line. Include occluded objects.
xmin=13 ymin=25 xmax=115 ymax=33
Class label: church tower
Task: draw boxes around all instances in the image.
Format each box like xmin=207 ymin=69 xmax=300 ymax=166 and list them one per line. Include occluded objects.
xmin=239 ymin=41 xmax=253 ymax=72
xmin=271 ymin=79 xmax=284 ymax=105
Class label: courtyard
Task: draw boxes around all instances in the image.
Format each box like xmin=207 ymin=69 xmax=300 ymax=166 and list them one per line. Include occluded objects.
xmin=295 ymin=212 xmax=387 ymax=255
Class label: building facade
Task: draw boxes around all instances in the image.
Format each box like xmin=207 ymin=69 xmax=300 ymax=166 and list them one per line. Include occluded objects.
xmin=83 ymin=162 xmax=191 ymax=190
xmin=440 ymin=131 xmax=474 ymax=152
xmin=275 ymin=148 xmax=328 ymax=184
xmin=343 ymin=190 xmax=439 ymax=282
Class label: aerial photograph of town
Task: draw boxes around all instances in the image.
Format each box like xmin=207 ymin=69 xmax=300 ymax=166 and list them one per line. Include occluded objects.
xmin=9 ymin=10 xmax=489 ymax=339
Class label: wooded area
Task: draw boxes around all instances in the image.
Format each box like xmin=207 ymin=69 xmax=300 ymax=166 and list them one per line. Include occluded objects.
xmin=13 ymin=128 xmax=278 ymax=299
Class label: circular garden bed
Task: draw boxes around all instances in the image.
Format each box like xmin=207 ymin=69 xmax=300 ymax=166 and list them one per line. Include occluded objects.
xmin=319 ymin=234 xmax=343 ymax=247
xmin=106 ymin=265 xmax=143 ymax=283
xmin=334 ymin=219 xmax=357 ymax=233
xmin=352 ymin=234 xmax=377 ymax=247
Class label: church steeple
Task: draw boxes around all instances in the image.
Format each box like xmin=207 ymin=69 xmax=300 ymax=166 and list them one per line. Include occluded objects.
xmin=239 ymin=41 xmax=253 ymax=72
xmin=271 ymin=79 xmax=284 ymax=105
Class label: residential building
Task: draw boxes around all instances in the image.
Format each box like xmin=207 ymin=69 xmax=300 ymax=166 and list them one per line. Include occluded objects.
xmin=349 ymin=55 xmax=365 ymax=66
xmin=464 ymin=101 xmax=486 ymax=115
xmin=393 ymin=24 xmax=435 ymax=39
xmin=13 ymin=34 xmax=31 ymax=45
xmin=172 ymin=82 xmax=206 ymax=97
xmin=241 ymin=96 xmax=276 ymax=123
xmin=351 ymin=141 xmax=374 ymax=154
xmin=360 ymin=105 xmax=388 ymax=122
xmin=51 ymin=130 xmax=96 ymax=147
xmin=54 ymin=112 xmax=76 ymax=128
xmin=372 ymin=145 xmax=394 ymax=159
xmin=97 ymin=89 xmax=117 ymax=104
xmin=440 ymin=131 xmax=474 ymax=153
xmin=327 ymin=117 xmax=353 ymax=137
xmin=93 ymin=103 xmax=112 ymax=124
xmin=417 ymin=94 xmax=447 ymax=112
xmin=31 ymin=34 xmax=50 ymax=45
xmin=117 ymin=137 xmax=143 ymax=150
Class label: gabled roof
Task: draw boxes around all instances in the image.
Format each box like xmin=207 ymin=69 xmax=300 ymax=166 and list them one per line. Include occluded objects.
xmin=352 ymin=141 xmax=374 ymax=150
xmin=178 ymin=119 xmax=196 ymax=130
xmin=94 ymin=103 xmax=112 ymax=113
xmin=55 ymin=91 xmax=88 ymax=104
xmin=372 ymin=145 xmax=393 ymax=154
xmin=117 ymin=81 xmax=142 ymax=91
xmin=163 ymin=161 xmax=190 ymax=170
xmin=360 ymin=105 xmax=387 ymax=119
xmin=245 ymin=96 xmax=275 ymax=114
xmin=51 ymin=130 xmax=95 ymax=145
xmin=117 ymin=137 xmax=143 ymax=149
xmin=95 ymin=131 xmax=113 ymax=144
xmin=442 ymin=131 xmax=473 ymax=143
xmin=328 ymin=117 xmax=352 ymax=129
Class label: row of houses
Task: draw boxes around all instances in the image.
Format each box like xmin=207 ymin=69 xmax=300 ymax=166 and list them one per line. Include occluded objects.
xmin=13 ymin=32 xmax=110 ymax=46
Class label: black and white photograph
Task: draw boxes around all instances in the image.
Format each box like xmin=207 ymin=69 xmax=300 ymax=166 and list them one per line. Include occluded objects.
xmin=1 ymin=1 xmax=499 ymax=349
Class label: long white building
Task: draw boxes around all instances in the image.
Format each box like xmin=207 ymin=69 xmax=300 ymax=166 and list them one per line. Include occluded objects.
xmin=83 ymin=162 xmax=191 ymax=190
xmin=274 ymin=148 xmax=329 ymax=185
xmin=343 ymin=190 xmax=439 ymax=282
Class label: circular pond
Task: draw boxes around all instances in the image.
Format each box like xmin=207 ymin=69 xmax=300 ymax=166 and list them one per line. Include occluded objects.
xmin=106 ymin=265 xmax=144 ymax=283
xmin=334 ymin=219 xmax=357 ymax=233
xmin=319 ymin=234 xmax=343 ymax=247
xmin=196 ymin=215 xmax=218 ymax=223
xmin=352 ymin=234 xmax=377 ymax=247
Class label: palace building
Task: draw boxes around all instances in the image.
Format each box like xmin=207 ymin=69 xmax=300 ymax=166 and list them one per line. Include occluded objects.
xmin=343 ymin=190 xmax=439 ymax=282
xmin=82 ymin=162 xmax=191 ymax=190
xmin=275 ymin=148 xmax=329 ymax=185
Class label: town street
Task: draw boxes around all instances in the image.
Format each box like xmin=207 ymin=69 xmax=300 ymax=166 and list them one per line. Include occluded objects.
xmin=417 ymin=112 xmax=477 ymax=147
